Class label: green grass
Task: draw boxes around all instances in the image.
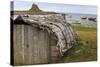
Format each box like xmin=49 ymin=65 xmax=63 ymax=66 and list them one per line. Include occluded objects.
xmin=60 ymin=24 xmax=97 ymax=63
xmin=73 ymin=24 xmax=97 ymax=31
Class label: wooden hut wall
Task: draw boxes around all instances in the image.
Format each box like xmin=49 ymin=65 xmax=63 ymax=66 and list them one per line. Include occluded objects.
xmin=13 ymin=21 xmax=51 ymax=65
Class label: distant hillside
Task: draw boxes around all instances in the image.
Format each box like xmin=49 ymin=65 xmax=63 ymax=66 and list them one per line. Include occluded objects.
xmin=11 ymin=3 xmax=59 ymax=15
xmin=29 ymin=3 xmax=42 ymax=12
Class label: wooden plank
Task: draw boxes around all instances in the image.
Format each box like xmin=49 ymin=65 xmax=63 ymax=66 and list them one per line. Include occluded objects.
xmin=31 ymin=26 xmax=38 ymax=64
xmin=23 ymin=25 xmax=32 ymax=65
xmin=21 ymin=24 xmax=25 ymax=64
xmin=13 ymin=24 xmax=24 ymax=65
xmin=38 ymin=29 xmax=50 ymax=63
xmin=27 ymin=25 xmax=34 ymax=64
xmin=32 ymin=27 xmax=40 ymax=64
xmin=50 ymin=33 xmax=60 ymax=63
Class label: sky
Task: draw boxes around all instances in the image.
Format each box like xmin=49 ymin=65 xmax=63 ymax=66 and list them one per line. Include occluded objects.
xmin=11 ymin=1 xmax=97 ymax=15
